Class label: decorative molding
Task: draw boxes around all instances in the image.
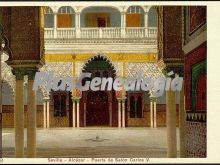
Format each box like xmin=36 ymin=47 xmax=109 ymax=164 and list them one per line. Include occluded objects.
xmin=6 ymin=60 xmax=44 ymax=69
xmin=45 ymin=53 xmax=157 ymax=63
xmin=186 ymin=112 xmax=206 ymax=122
xmin=183 ymin=30 xmax=207 ymax=55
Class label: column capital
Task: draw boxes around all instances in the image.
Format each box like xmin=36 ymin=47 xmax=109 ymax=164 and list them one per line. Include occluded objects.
xmin=72 ymin=97 xmax=81 ymax=102
xmin=43 ymin=97 xmax=50 ymax=102
xmin=150 ymin=97 xmax=157 ymax=102
xmin=26 ymin=69 xmax=38 ymax=80
xmin=121 ymin=97 xmax=127 ymax=103
xmin=75 ymin=11 xmax=81 ymax=15
xmin=120 ymin=11 xmax=126 ymax=15
xmin=12 ymin=68 xmax=26 ymax=80
xmin=144 ymin=11 xmax=149 ymax=15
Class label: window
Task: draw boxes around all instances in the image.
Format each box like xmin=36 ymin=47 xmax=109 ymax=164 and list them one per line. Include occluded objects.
xmin=127 ymin=6 xmax=144 ymax=14
xmin=130 ymin=96 xmax=135 ymax=118
xmin=126 ymin=6 xmax=144 ymax=27
xmin=129 ymin=93 xmax=143 ymax=118
xmin=44 ymin=7 xmax=54 ymax=28
xmin=148 ymin=7 xmax=157 ymax=27
xmin=57 ymin=6 xmax=75 ymax=28
xmin=53 ymin=94 xmax=67 ymax=117
xmin=58 ymin=6 xmax=74 ymax=14
xmin=136 ymin=96 xmax=142 ymax=118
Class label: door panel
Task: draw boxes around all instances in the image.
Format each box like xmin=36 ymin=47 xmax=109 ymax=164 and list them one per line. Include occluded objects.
xmin=86 ymin=91 xmax=109 ymax=126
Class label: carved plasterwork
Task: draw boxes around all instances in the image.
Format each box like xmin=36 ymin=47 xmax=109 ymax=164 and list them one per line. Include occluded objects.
xmin=112 ymin=62 xmax=123 ymax=77
xmin=40 ymin=62 xmax=73 ymax=77
xmin=75 ymin=62 xmax=84 ymax=77
xmin=1 ymin=61 xmax=15 ymax=92
xmin=126 ymin=62 xmax=164 ymax=79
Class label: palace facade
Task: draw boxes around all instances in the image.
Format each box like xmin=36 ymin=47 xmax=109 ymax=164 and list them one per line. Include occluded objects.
xmin=0 ymin=4 xmax=206 ymax=158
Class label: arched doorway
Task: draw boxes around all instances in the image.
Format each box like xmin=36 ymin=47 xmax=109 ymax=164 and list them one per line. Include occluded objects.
xmin=81 ymin=55 xmax=117 ymax=127
xmin=86 ymin=91 xmax=109 ymax=126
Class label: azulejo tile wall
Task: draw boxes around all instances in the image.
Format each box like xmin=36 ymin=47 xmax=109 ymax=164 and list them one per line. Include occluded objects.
xmin=186 ymin=121 xmax=207 ymax=157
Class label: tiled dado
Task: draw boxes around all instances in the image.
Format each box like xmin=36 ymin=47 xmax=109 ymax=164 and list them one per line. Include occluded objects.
xmin=2 ymin=105 xmax=70 ymax=128
xmin=127 ymin=104 xmax=180 ymax=127
xmin=186 ymin=121 xmax=207 ymax=157
xmin=2 ymin=104 xmax=180 ymax=128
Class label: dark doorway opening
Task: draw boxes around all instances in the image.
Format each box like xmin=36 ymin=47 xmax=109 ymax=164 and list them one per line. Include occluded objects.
xmin=86 ymin=91 xmax=109 ymax=126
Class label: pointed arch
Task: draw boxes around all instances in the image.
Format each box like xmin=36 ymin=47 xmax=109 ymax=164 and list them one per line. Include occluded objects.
xmin=82 ymin=54 xmax=116 ymax=75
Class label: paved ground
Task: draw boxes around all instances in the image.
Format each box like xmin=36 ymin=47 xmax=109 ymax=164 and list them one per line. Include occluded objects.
xmin=2 ymin=127 xmax=180 ymax=158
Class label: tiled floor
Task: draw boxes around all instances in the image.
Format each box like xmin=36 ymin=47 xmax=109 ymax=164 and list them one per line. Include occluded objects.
xmin=2 ymin=127 xmax=180 ymax=158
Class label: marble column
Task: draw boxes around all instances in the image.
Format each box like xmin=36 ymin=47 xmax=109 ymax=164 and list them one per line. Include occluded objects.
xmin=122 ymin=97 xmax=126 ymax=128
xmin=43 ymin=100 xmax=47 ymax=128
xmin=150 ymin=98 xmax=153 ymax=128
xmin=179 ymin=85 xmax=187 ymax=157
xmin=117 ymin=98 xmax=121 ymax=128
xmin=27 ymin=70 xmax=37 ymax=157
xmin=13 ymin=70 xmax=25 ymax=158
xmin=46 ymin=98 xmax=50 ymax=128
xmin=72 ymin=98 xmax=76 ymax=127
xmin=75 ymin=12 xmax=81 ymax=38
xmin=120 ymin=12 xmax=126 ymax=38
xmin=144 ymin=11 xmax=149 ymax=37
xmin=76 ymin=98 xmax=80 ymax=128
xmin=153 ymin=98 xmax=157 ymax=128
xmin=166 ymin=90 xmax=177 ymax=158
xmin=54 ymin=13 xmax=57 ymax=38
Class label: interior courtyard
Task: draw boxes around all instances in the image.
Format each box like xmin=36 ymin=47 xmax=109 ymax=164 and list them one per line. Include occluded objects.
xmin=0 ymin=4 xmax=206 ymax=158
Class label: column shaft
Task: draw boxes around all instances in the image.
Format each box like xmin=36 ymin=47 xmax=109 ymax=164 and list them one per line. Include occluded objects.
xmin=153 ymin=100 xmax=157 ymax=128
xmin=72 ymin=101 xmax=76 ymax=127
xmin=179 ymin=87 xmax=187 ymax=157
xmin=121 ymin=12 xmax=126 ymax=38
xmin=75 ymin=13 xmax=81 ymax=38
xmin=150 ymin=100 xmax=153 ymax=128
xmin=46 ymin=101 xmax=50 ymax=128
xmin=54 ymin=13 xmax=57 ymax=38
xmin=166 ymin=90 xmax=177 ymax=158
xmin=27 ymin=80 xmax=36 ymax=157
xmin=122 ymin=100 xmax=125 ymax=128
xmin=118 ymin=101 xmax=121 ymax=128
xmin=76 ymin=100 xmax=80 ymax=127
xmin=43 ymin=101 xmax=46 ymax=128
xmin=15 ymin=79 xmax=24 ymax=157
xmin=144 ymin=12 xmax=149 ymax=37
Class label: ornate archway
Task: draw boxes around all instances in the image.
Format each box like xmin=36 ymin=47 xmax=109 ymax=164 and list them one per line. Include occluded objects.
xmin=81 ymin=55 xmax=117 ymax=127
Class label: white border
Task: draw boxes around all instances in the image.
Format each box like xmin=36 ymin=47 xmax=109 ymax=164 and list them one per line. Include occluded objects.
xmin=1 ymin=1 xmax=220 ymax=164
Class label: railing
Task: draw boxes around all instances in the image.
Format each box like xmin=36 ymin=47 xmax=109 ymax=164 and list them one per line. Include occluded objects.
xmin=125 ymin=27 xmax=145 ymax=38
xmin=57 ymin=28 xmax=76 ymax=38
xmin=80 ymin=28 xmax=99 ymax=38
xmin=102 ymin=28 xmax=121 ymax=38
xmin=44 ymin=27 xmax=157 ymax=39
xmin=44 ymin=28 xmax=54 ymax=38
